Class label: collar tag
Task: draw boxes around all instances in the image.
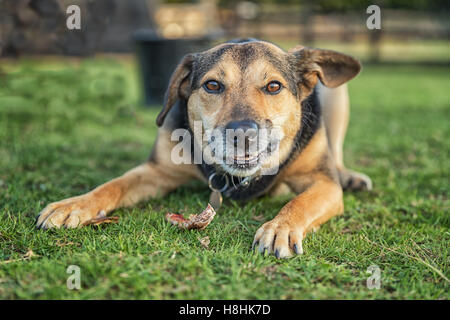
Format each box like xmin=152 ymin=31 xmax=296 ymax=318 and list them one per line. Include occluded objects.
xmin=209 ymin=190 xmax=223 ymax=211
xmin=208 ymin=173 xmax=228 ymax=211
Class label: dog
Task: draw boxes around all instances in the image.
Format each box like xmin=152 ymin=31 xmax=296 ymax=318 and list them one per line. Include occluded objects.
xmin=36 ymin=39 xmax=372 ymax=258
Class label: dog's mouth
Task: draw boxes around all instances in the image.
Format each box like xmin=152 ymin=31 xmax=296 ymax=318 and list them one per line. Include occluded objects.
xmin=220 ymin=161 xmax=260 ymax=177
xmin=216 ymin=151 xmax=260 ymax=177
xmin=228 ymin=152 xmax=260 ymax=169
xmin=200 ymin=125 xmax=283 ymax=177
xmin=220 ymin=140 xmax=280 ymax=177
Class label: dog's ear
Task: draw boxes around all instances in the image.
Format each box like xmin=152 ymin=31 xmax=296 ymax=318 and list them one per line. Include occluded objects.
xmin=156 ymin=53 xmax=196 ymax=127
xmin=289 ymin=46 xmax=361 ymax=89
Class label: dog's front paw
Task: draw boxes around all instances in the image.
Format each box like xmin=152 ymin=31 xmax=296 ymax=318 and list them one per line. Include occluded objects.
xmin=36 ymin=194 xmax=105 ymax=229
xmin=339 ymin=168 xmax=372 ymax=191
xmin=252 ymin=218 xmax=304 ymax=259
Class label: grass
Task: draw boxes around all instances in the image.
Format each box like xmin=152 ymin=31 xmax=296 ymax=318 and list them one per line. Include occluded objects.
xmin=0 ymin=57 xmax=449 ymax=299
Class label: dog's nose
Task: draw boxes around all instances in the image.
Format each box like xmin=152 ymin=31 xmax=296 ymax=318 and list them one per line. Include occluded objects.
xmin=225 ymin=120 xmax=258 ymax=147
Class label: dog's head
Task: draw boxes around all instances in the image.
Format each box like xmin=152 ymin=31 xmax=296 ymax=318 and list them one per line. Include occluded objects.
xmin=157 ymin=39 xmax=361 ymax=177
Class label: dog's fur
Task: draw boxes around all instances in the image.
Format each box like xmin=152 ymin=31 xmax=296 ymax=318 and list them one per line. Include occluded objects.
xmin=36 ymin=39 xmax=372 ymax=258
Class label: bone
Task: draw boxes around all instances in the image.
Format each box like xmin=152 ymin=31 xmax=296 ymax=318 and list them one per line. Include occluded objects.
xmin=165 ymin=204 xmax=216 ymax=230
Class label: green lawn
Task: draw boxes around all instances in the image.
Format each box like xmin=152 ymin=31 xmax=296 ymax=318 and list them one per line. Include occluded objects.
xmin=0 ymin=58 xmax=448 ymax=299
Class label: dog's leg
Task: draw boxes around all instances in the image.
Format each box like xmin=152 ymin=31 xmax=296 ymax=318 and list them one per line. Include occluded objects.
xmin=318 ymin=82 xmax=372 ymax=191
xmin=253 ymin=174 xmax=343 ymax=258
xmin=36 ymin=161 xmax=194 ymax=229
xmin=253 ymin=126 xmax=344 ymax=258
xmin=269 ymin=182 xmax=292 ymax=197
xmin=37 ymin=129 xmax=199 ymax=229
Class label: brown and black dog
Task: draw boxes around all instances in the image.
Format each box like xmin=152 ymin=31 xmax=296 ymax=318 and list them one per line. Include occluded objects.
xmin=36 ymin=39 xmax=372 ymax=258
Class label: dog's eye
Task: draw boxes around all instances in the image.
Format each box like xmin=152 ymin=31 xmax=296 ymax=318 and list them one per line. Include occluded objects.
xmin=203 ymin=80 xmax=223 ymax=93
xmin=265 ymin=81 xmax=282 ymax=94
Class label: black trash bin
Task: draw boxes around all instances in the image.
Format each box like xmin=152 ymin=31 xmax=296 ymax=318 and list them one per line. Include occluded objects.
xmin=134 ymin=30 xmax=212 ymax=106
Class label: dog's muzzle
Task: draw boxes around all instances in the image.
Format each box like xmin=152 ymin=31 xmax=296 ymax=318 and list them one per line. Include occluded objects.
xmin=204 ymin=120 xmax=282 ymax=177
xmin=224 ymin=120 xmax=260 ymax=170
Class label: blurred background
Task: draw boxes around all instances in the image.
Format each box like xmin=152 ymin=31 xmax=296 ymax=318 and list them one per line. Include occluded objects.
xmin=1 ymin=0 xmax=449 ymax=105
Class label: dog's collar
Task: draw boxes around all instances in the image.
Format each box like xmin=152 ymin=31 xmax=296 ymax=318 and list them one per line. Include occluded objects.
xmin=199 ymin=162 xmax=278 ymax=201
xmin=208 ymin=171 xmax=252 ymax=197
